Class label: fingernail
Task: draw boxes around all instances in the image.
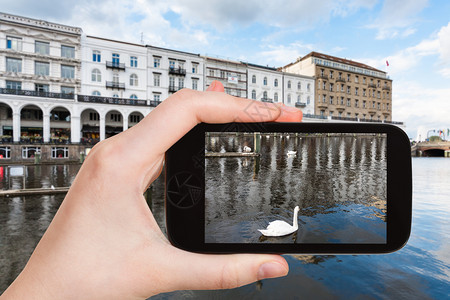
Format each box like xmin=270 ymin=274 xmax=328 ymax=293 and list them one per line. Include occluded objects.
xmin=208 ymin=81 xmax=217 ymax=90
xmin=257 ymin=261 xmax=288 ymax=280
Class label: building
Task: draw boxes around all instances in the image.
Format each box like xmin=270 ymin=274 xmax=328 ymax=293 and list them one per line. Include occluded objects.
xmin=0 ymin=12 xmax=82 ymax=159
xmin=245 ymin=63 xmax=282 ymax=103
xmin=282 ymin=51 xmax=392 ymax=121
xmin=147 ymin=45 xmax=204 ymax=101
xmin=281 ymin=72 xmax=314 ymax=115
xmin=80 ymin=35 xmax=149 ymax=142
xmin=204 ymin=56 xmax=247 ymax=98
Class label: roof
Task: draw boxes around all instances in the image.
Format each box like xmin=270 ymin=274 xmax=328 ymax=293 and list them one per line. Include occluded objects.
xmin=290 ymin=51 xmax=385 ymax=74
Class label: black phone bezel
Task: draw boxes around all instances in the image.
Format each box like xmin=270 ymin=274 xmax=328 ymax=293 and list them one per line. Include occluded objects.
xmin=165 ymin=122 xmax=412 ymax=254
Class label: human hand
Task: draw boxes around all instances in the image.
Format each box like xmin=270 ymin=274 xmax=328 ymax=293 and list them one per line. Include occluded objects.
xmin=2 ymin=81 xmax=302 ymax=299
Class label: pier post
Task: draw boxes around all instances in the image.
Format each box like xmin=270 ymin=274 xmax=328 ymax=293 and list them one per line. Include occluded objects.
xmin=254 ymin=132 xmax=261 ymax=153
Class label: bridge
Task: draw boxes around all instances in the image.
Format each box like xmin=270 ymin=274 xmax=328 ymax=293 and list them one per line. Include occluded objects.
xmin=411 ymin=141 xmax=450 ymax=157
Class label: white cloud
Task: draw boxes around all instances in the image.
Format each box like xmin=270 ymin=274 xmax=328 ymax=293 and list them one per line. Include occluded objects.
xmin=253 ymin=42 xmax=315 ymax=67
xmin=368 ymin=0 xmax=429 ymax=40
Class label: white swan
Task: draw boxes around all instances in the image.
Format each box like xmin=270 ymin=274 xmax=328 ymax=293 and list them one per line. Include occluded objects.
xmin=243 ymin=146 xmax=252 ymax=152
xmin=287 ymin=150 xmax=297 ymax=156
xmin=258 ymin=206 xmax=299 ymax=237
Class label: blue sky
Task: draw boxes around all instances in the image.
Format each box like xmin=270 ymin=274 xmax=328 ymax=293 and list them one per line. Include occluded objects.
xmin=2 ymin=0 xmax=450 ymax=139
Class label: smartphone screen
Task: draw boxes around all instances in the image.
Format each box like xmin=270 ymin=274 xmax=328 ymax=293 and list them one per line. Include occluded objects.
xmin=205 ymin=132 xmax=387 ymax=244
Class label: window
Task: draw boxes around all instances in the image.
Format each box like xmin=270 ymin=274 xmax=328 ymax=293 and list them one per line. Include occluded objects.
xmin=329 ymin=71 xmax=333 ymax=79
xmin=154 ymin=94 xmax=160 ymax=102
xmin=61 ymin=65 xmax=75 ymax=79
xmin=274 ymin=79 xmax=278 ymax=87
xmin=51 ymin=147 xmax=68 ymax=158
xmin=363 ymin=100 xmax=366 ymax=108
xmin=61 ymin=46 xmax=75 ymax=58
xmin=252 ymin=75 xmax=256 ymax=84
xmin=61 ymin=86 xmax=74 ymax=94
xmin=209 ymin=69 xmax=215 ymax=77
xmin=6 ymin=81 xmax=21 ymax=90
xmin=130 ymin=94 xmax=138 ymax=99
xmin=130 ymin=56 xmax=138 ymax=67
xmin=322 ymin=95 xmax=326 ymax=103
xmin=35 ymin=41 xmax=50 ymax=55
xmin=179 ymin=62 xmax=185 ymax=70
xmin=90 ymin=112 xmax=99 ymax=120
xmin=251 ymin=90 xmax=256 ymax=100
xmin=297 ymin=95 xmax=301 ymax=102
xmin=287 ymin=94 xmax=291 ymax=103
xmin=263 ymin=77 xmax=267 ymax=86
xmin=22 ymin=147 xmax=41 ymax=159
xmin=287 ymin=80 xmax=291 ymax=89
xmin=347 ymin=86 xmax=350 ymax=94
xmin=355 ymin=100 xmax=359 ymax=107
xmin=110 ymin=113 xmax=122 ymax=122
xmin=307 ymin=96 xmax=310 ymax=104
xmin=322 ymin=81 xmax=326 ymax=89
xmin=6 ymin=57 xmax=22 ymax=72
xmin=274 ymin=92 xmax=278 ymax=102
xmin=154 ymin=74 xmax=161 ymax=86
xmin=93 ymin=50 xmax=101 ymax=62
xmin=113 ymin=73 xmax=119 ymax=83
xmin=91 ymin=69 xmax=101 ymax=82
xmin=307 ymin=83 xmax=311 ymax=92
xmin=35 ymin=61 xmax=50 ymax=76
xmin=192 ymin=79 xmax=198 ymax=90
xmin=92 ymin=91 xmax=101 ymax=96
xmin=192 ymin=63 xmax=198 ymax=74
xmin=178 ymin=78 xmax=184 ymax=88
xmin=0 ymin=147 xmax=11 ymax=159
xmin=154 ymin=57 xmax=161 ymax=68
xmin=329 ymin=96 xmax=333 ymax=104
xmin=129 ymin=114 xmax=141 ymax=123
xmin=220 ymin=70 xmax=225 ymax=78
xmin=347 ymin=74 xmax=351 ymax=82
xmin=355 ymin=87 xmax=359 ymax=96
xmin=6 ymin=36 xmax=22 ymax=51
xmin=347 ymin=99 xmax=351 ymax=107
xmin=329 ymin=83 xmax=333 ymax=91
xmin=363 ymin=89 xmax=366 ymax=97
xmin=263 ymin=91 xmax=268 ymax=99
xmin=130 ymin=74 xmax=138 ymax=86
xmin=112 ymin=53 xmax=120 ymax=64
xmin=169 ymin=60 xmax=175 ymax=69
xmin=355 ymin=76 xmax=359 ymax=83
xmin=35 ymin=84 xmax=49 ymax=92
xmin=298 ymin=82 xmax=301 ymax=90
xmin=113 ymin=94 xmax=119 ymax=98
xmin=169 ymin=76 xmax=175 ymax=87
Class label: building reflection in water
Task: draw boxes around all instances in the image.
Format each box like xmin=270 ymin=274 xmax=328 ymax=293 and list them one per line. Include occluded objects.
xmin=205 ymin=132 xmax=387 ymax=244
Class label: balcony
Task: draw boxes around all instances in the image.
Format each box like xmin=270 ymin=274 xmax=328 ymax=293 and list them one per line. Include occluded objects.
xmin=336 ymin=78 xmax=345 ymax=83
xmin=106 ymin=81 xmax=125 ymax=90
xmin=331 ymin=116 xmax=358 ymax=122
xmin=168 ymin=67 xmax=186 ymax=76
xmin=318 ymin=74 xmax=328 ymax=80
xmin=106 ymin=61 xmax=126 ymax=70
xmin=382 ymin=86 xmax=391 ymax=91
xmin=169 ymin=85 xmax=183 ymax=93
xmin=0 ymin=88 xmax=74 ymax=99
xmin=295 ymin=102 xmax=306 ymax=108
xmin=261 ymin=97 xmax=273 ymax=103
xmin=149 ymin=100 xmax=162 ymax=107
xmin=368 ymin=83 xmax=377 ymax=88
xmin=78 ymin=95 xmax=148 ymax=106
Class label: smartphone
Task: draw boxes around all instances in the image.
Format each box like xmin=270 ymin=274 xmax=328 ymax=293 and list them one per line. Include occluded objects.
xmin=165 ymin=122 xmax=412 ymax=254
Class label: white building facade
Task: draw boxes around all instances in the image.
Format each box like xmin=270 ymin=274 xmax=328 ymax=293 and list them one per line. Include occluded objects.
xmin=246 ymin=63 xmax=283 ymax=104
xmin=204 ymin=57 xmax=247 ymax=98
xmin=147 ymin=45 xmax=204 ymax=102
xmin=282 ymin=72 xmax=315 ymax=115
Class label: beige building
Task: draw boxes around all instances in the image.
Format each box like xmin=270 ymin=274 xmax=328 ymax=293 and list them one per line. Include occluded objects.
xmin=282 ymin=52 xmax=392 ymax=121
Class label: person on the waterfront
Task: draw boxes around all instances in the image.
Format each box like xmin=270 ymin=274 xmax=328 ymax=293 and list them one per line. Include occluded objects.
xmin=1 ymin=81 xmax=302 ymax=299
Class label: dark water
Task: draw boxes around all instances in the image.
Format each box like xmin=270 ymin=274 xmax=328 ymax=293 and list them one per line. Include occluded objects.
xmin=205 ymin=134 xmax=386 ymax=244
xmin=0 ymin=156 xmax=449 ymax=298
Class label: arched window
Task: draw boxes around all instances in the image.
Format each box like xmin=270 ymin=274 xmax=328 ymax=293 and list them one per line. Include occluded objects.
xmin=130 ymin=94 xmax=138 ymax=99
xmin=287 ymin=94 xmax=291 ymax=103
xmin=251 ymin=90 xmax=256 ymax=100
xmin=274 ymin=79 xmax=278 ymax=87
xmin=113 ymin=94 xmax=119 ymax=98
xmin=307 ymin=83 xmax=311 ymax=91
xmin=287 ymin=80 xmax=291 ymax=89
xmin=307 ymin=96 xmax=310 ymax=104
xmin=263 ymin=91 xmax=268 ymax=99
xmin=92 ymin=91 xmax=101 ymax=96
xmin=130 ymin=74 xmax=138 ymax=86
xmin=91 ymin=69 xmax=101 ymax=82
xmin=298 ymin=82 xmax=301 ymax=90
xmin=252 ymin=75 xmax=256 ymax=84
xmin=263 ymin=77 xmax=267 ymax=86
xmin=274 ymin=92 xmax=278 ymax=102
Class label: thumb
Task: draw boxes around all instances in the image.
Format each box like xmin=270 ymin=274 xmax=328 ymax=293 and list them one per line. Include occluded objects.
xmin=207 ymin=80 xmax=225 ymax=92
xmin=162 ymin=250 xmax=289 ymax=291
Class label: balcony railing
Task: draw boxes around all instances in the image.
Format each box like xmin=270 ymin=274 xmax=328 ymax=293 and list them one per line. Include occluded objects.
xmin=295 ymin=102 xmax=306 ymax=108
xmin=382 ymin=86 xmax=391 ymax=91
xmin=106 ymin=61 xmax=126 ymax=70
xmin=169 ymin=85 xmax=183 ymax=93
xmin=78 ymin=95 xmax=148 ymax=106
xmin=368 ymin=83 xmax=377 ymax=88
xmin=318 ymin=74 xmax=328 ymax=79
xmin=331 ymin=116 xmax=358 ymax=122
xmin=168 ymin=67 xmax=186 ymax=76
xmin=303 ymin=114 xmax=327 ymax=119
xmin=149 ymin=100 xmax=162 ymax=107
xmin=0 ymin=88 xmax=75 ymax=99
xmin=336 ymin=78 xmax=345 ymax=83
xmin=261 ymin=98 xmax=273 ymax=103
xmin=106 ymin=81 xmax=126 ymax=90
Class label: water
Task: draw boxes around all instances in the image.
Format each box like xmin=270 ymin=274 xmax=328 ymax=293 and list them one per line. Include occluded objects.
xmin=0 ymin=157 xmax=449 ymax=299
xmin=205 ymin=134 xmax=386 ymax=244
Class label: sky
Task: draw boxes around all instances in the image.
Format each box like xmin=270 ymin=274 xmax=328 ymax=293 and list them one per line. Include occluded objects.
xmin=1 ymin=0 xmax=450 ymax=139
